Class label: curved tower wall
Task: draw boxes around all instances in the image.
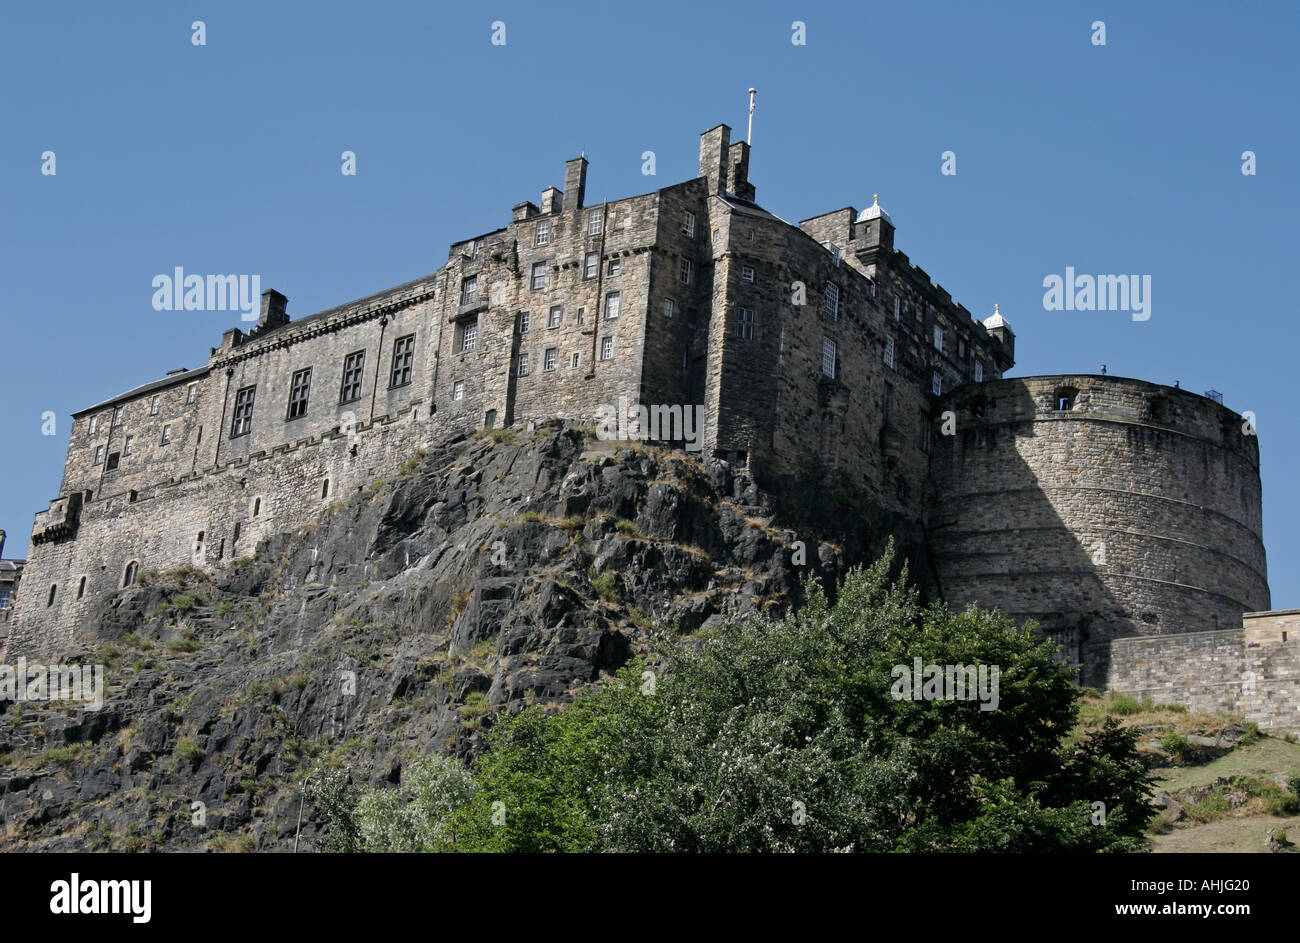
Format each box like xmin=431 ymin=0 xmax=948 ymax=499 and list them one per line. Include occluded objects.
xmin=928 ymin=375 xmax=1269 ymax=684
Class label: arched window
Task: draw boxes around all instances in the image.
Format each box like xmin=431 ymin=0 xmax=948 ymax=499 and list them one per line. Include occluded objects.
xmin=123 ymin=561 xmax=139 ymax=587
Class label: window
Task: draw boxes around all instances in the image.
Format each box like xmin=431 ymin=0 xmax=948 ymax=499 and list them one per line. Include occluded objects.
xmin=893 ymin=297 xmax=901 ymax=320
xmin=868 ymin=280 xmax=877 ymax=298
xmin=231 ymin=385 xmax=256 ymax=437
xmin=822 ymin=338 xmax=837 ymax=378
xmin=161 ymin=424 xmax=173 ymax=444
xmin=747 ymin=229 xmax=755 ymax=241
xmin=1055 ymin=388 xmax=1077 ymax=410
xmin=518 ymin=311 xmax=530 ymax=334
xmin=571 ymin=352 xmax=580 ymax=369
xmin=113 ymin=406 xmax=123 ymax=426
xmin=548 ymin=305 xmax=562 ymax=328
xmin=577 ymin=307 xmax=585 ymax=325
xmin=106 ymin=452 xmax=120 ymax=471
xmin=76 ymin=577 xmax=86 ymax=599
xmin=287 ymin=367 xmax=312 ymax=419
xmin=544 ymin=348 xmax=558 ymax=372
xmin=88 ymin=415 xmax=98 ymax=435
xmin=958 ymin=339 xmax=967 ymax=360
xmin=604 ymin=291 xmax=621 ymax=320
xmin=453 ymin=380 xmax=465 ymax=401
xmin=712 ymin=229 xmax=718 ymax=246
xmin=150 ymin=395 xmax=160 ymax=415
xmin=824 ymin=283 xmax=840 ymax=320
xmin=587 ymin=210 xmax=603 ymax=235
xmin=600 ymin=336 xmax=614 ymax=361
xmin=679 ymin=259 xmax=692 ymax=285
xmin=933 ymin=325 xmax=944 ymax=352
xmin=531 ymin=262 xmax=547 ymax=291
xmin=124 ymin=561 xmax=138 ymax=587
xmin=186 ymin=384 xmax=198 ymax=405
xmin=0 ymin=589 xmax=10 ymax=610
xmin=663 ymin=298 xmax=675 ymax=319
xmin=484 ymin=409 xmax=497 ymax=429
xmin=742 ymin=266 xmax=755 ymax=283
xmin=516 ymin=353 xmax=530 ymax=376
xmin=607 ymin=258 xmax=622 ymax=276
xmin=737 ymin=307 xmax=755 ymax=340
xmin=47 ymin=584 xmax=57 ymax=607
xmin=460 ymin=320 xmax=478 ymax=353
xmin=233 ymin=522 xmax=241 ymax=542
xmin=322 ymin=479 xmax=330 ymax=499
xmin=340 ymin=351 xmax=365 ymax=402
xmin=932 ymin=372 xmax=943 ymax=396
xmin=390 ymin=335 xmax=415 ymax=388
xmin=684 ymin=211 xmax=696 ymax=236
xmin=124 ymin=435 xmax=134 ymax=456
xmin=471 ymin=239 xmax=483 ymax=258
xmin=974 ymin=360 xmax=984 ymax=383
xmin=584 ymin=252 xmax=599 ymax=279
xmin=94 ymin=445 xmax=105 ymax=465
xmin=534 ymin=219 xmax=550 ymax=246
xmin=460 ymin=276 xmax=478 ymax=305
xmin=253 ymin=497 xmax=261 ymax=516
xmin=884 ymin=336 xmax=895 ymax=369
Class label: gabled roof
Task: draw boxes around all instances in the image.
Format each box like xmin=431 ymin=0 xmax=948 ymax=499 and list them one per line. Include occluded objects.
xmin=74 ymin=366 xmax=211 ymax=417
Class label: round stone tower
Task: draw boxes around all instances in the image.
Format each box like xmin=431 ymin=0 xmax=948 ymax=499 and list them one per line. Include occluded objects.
xmin=928 ymin=374 xmax=1269 ymax=686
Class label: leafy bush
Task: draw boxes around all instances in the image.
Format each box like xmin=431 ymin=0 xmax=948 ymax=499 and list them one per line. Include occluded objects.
xmin=1159 ymin=732 xmax=1189 ymax=756
xmin=589 ymin=569 xmax=620 ymax=603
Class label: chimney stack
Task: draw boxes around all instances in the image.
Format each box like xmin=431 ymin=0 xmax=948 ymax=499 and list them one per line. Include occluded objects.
xmin=540 ymin=186 xmax=562 ymax=215
xmin=0 ymin=529 xmax=6 ymax=559
xmin=727 ymin=141 xmax=755 ymax=200
xmin=698 ymin=124 xmax=731 ymax=195
xmin=564 ymin=157 xmax=587 ymax=211
xmin=257 ymin=289 xmax=289 ymax=333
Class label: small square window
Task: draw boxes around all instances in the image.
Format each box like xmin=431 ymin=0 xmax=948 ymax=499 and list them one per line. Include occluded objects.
xmin=741 ymin=266 xmax=755 ymax=283
xmin=600 ymin=336 xmax=614 ymax=361
xmin=604 ymin=291 xmax=621 ymax=320
xmin=543 ymin=348 xmax=557 ymax=372
xmin=548 ymin=305 xmax=562 ymax=328
xmin=607 ymin=258 xmax=622 ymax=276
xmin=535 ymin=219 xmax=550 ymax=247
xmin=531 ymin=262 xmax=547 ymax=291
xmin=679 ymin=258 xmax=692 ymax=285
xmin=453 ymin=380 xmax=465 ymax=401
xmin=161 ymin=424 xmax=173 ymax=444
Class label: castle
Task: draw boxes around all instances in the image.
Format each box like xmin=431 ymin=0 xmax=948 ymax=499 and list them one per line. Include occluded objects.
xmin=3 ymin=123 xmax=1293 ymax=728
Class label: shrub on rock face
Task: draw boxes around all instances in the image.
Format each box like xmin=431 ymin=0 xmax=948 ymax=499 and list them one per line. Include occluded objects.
xmin=316 ymin=542 xmax=1151 ymax=852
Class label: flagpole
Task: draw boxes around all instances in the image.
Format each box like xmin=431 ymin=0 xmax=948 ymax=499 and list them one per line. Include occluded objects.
xmin=747 ymin=88 xmax=756 ymax=144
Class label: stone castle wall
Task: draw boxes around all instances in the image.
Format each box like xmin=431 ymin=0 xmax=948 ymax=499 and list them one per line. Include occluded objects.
xmin=1104 ymin=610 xmax=1300 ymax=733
xmin=929 ymin=375 xmax=1269 ymax=686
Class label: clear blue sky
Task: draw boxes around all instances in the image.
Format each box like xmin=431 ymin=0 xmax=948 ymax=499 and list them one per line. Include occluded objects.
xmin=2 ymin=1 xmax=1296 ymax=604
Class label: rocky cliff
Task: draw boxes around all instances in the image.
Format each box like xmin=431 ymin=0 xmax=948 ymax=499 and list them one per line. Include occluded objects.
xmin=0 ymin=423 xmax=916 ymax=851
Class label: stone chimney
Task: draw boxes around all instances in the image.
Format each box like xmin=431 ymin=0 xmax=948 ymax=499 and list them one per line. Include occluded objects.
xmin=564 ymin=157 xmax=587 ymax=211
xmin=727 ymin=141 xmax=755 ymax=200
xmin=698 ymin=124 xmax=731 ymax=195
xmin=257 ymin=289 xmax=289 ymax=332
xmin=0 ymin=529 xmax=6 ymax=559
xmin=540 ymin=186 xmax=562 ymax=215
